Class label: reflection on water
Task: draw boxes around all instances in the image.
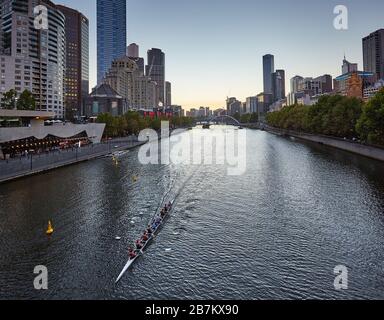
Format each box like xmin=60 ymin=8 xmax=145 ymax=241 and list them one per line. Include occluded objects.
xmin=0 ymin=127 xmax=384 ymax=299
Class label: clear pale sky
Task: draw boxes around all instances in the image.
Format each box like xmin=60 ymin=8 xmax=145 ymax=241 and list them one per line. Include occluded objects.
xmin=56 ymin=0 xmax=384 ymax=110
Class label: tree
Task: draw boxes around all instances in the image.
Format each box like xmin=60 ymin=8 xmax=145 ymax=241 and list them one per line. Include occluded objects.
xmin=356 ymin=88 xmax=384 ymax=145
xmin=233 ymin=112 xmax=240 ymax=122
xmin=1 ymin=89 xmax=17 ymax=109
xmin=17 ymin=90 xmax=36 ymax=110
xmin=240 ymin=114 xmax=251 ymax=124
xmin=266 ymin=95 xmax=363 ymax=138
xmin=249 ymin=113 xmax=259 ymax=123
xmin=97 ymin=113 xmax=119 ymax=138
xmin=97 ymin=111 xmax=194 ymax=138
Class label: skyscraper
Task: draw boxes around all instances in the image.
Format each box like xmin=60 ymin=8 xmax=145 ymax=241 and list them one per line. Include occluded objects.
xmin=263 ymin=54 xmax=275 ymax=94
xmin=129 ymin=57 xmax=145 ymax=75
xmin=146 ymin=48 xmax=165 ymax=108
xmin=127 ymin=43 xmax=139 ymax=58
xmin=56 ymin=5 xmax=89 ymax=119
xmin=272 ymin=70 xmax=286 ymax=101
xmin=363 ymin=29 xmax=384 ymax=80
xmin=103 ymin=56 xmax=156 ymax=111
xmin=0 ymin=0 xmax=66 ymax=118
xmin=97 ymin=0 xmax=127 ymax=84
xmin=165 ymin=81 xmax=172 ymax=107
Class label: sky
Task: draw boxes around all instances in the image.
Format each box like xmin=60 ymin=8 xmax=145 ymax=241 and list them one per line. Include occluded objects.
xmin=56 ymin=0 xmax=384 ymax=110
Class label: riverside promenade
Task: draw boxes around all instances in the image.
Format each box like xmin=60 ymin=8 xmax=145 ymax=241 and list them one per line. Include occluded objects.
xmin=0 ymin=136 xmax=145 ymax=184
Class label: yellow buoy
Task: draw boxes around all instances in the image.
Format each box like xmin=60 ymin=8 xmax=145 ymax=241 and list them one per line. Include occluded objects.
xmin=132 ymin=175 xmax=138 ymax=182
xmin=46 ymin=220 xmax=54 ymax=236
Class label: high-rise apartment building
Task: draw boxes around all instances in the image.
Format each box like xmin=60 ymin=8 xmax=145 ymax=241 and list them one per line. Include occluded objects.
xmin=97 ymin=0 xmax=127 ymax=84
xmin=0 ymin=0 xmax=65 ymax=118
xmin=290 ymin=76 xmax=304 ymax=94
xmin=363 ymin=29 xmax=384 ymax=80
xmin=56 ymin=5 xmax=89 ymax=119
xmin=263 ymin=54 xmax=275 ymax=94
xmin=146 ymin=48 xmax=165 ymax=108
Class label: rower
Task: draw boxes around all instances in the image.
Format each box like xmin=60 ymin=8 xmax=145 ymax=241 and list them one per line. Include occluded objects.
xmin=142 ymin=232 xmax=149 ymax=242
xmin=152 ymin=219 xmax=160 ymax=229
xmin=147 ymin=226 xmax=153 ymax=234
xmin=152 ymin=218 xmax=160 ymax=230
xmin=128 ymin=247 xmax=136 ymax=259
xmin=135 ymin=240 xmax=143 ymax=250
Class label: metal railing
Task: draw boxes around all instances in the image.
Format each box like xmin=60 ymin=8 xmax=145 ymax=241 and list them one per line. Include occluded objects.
xmin=0 ymin=136 xmax=141 ymax=182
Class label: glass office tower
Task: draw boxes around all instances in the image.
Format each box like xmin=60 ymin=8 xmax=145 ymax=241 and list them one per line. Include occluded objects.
xmin=97 ymin=0 xmax=127 ymax=84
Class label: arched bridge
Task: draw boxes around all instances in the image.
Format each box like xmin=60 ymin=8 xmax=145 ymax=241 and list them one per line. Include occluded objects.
xmin=203 ymin=115 xmax=242 ymax=126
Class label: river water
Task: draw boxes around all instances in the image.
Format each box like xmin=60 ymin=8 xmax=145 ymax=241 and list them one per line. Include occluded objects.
xmin=1 ymin=127 xmax=384 ymax=300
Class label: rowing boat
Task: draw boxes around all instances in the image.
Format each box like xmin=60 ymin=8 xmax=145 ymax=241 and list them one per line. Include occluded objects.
xmin=115 ymin=200 xmax=174 ymax=283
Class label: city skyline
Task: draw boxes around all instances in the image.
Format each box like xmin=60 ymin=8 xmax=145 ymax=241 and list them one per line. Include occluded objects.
xmin=56 ymin=0 xmax=384 ymax=110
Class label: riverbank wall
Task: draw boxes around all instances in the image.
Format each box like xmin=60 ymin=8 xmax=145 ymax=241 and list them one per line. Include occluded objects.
xmin=261 ymin=126 xmax=384 ymax=162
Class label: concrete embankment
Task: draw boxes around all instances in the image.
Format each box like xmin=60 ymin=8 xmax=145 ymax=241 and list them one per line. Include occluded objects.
xmin=262 ymin=126 xmax=384 ymax=162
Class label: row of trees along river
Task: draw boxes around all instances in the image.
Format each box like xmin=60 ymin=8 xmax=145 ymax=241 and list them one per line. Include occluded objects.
xmin=266 ymin=88 xmax=384 ymax=147
xmin=96 ymin=111 xmax=195 ymax=138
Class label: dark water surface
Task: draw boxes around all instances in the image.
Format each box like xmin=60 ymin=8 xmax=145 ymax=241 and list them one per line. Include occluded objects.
xmin=1 ymin=128 xmax=384 ymax=299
